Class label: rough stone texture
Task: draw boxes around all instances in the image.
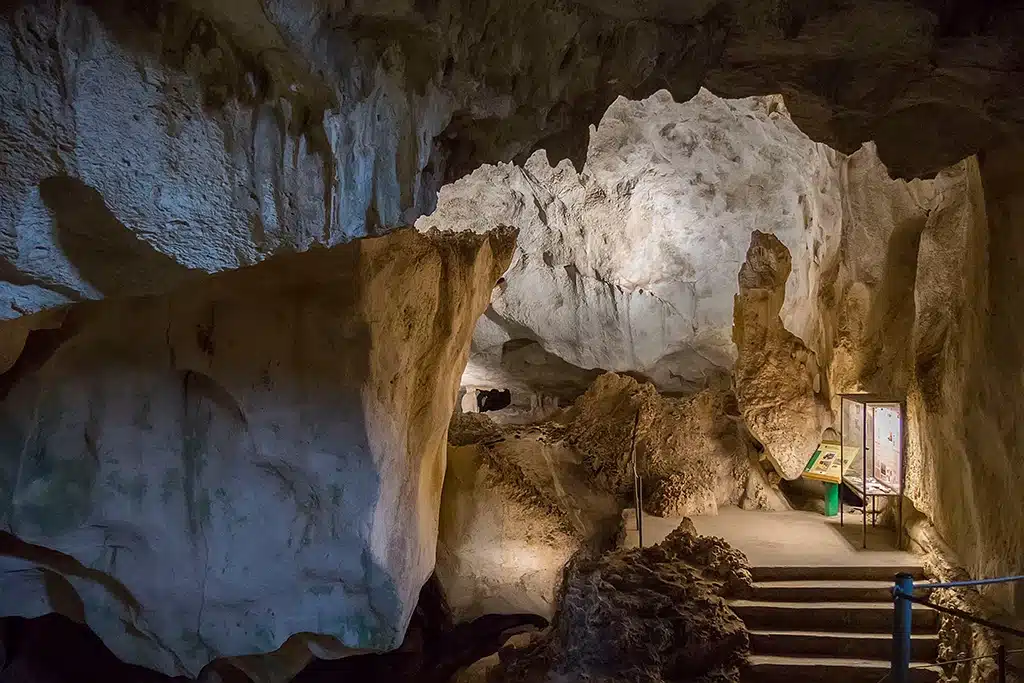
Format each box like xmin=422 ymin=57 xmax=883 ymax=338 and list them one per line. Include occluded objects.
xmin=732 ymin=231 xmax=830 ymax=480
xmin=437 ymin=418 xmax=620 ymax=622
xmin=814 ymin=149 xmax=991 ymax=569
xmin=451 ymin=633 xmax=540 ymax=683
xmin=447 ymin=412 xmax=505 ymax=448
xmin=0 ymin=227 xmax=515 ymax=680
xmin=9 ymin=0 xmax=1019 ymax=323
xmin=960 ymin=146 xmax=1024 ymax=611
xmin=815 ymin=138 xmax=1024 ymax=629
xmin=419 ymin=89 xmax=843 ymax=397
xmin=288 ymin=575 xmax=547 ymax=683
xmin=905 ymin=513 xmax=1012 ymax=683
xmin=436 ymin=371 xmax=780 ymax=627
xmin=490 ymin=519 xmax=751 ymax=683
xmin=564 ymin=372 xmax=786 ymax=514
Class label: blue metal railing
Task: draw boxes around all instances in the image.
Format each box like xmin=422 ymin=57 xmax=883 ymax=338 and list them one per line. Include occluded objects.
xmin=891 ymin=572 xmax=1024 ymax=683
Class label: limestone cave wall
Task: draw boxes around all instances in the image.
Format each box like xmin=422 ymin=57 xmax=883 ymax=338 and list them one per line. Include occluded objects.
xmin=4 ymin=0 xmax=1023 ymax=321
xmin=427 ymin=87 xmax=1024 ymax=628
xmin=419 ymin=89 xmax=843 ymax=400
xmin=0 ymin=227 xmax=514 ymax=680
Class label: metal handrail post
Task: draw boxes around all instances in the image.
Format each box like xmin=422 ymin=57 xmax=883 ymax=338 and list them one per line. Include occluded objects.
xmin=892 ymin=573 xmax=915 ymax=683
xmin=630 ymin=410 xmax=642 ymax=548
xmin=999 ymin=644 xmax=1007 ymax=683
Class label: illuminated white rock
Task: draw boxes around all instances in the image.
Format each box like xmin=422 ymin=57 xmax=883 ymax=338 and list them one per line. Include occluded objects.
xmin=419 ymin=88 xmax=844 ymax=396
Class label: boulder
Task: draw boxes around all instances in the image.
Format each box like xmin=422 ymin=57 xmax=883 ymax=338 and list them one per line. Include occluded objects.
xmin=491 ymin=519 xmax=751 ymax=683
xmin=0 ymin=227 xmax=515 ymax=680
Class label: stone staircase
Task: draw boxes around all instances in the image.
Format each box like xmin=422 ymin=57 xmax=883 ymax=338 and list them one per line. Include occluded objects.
xmin=732 ymin=565 xmax=941 ymax=683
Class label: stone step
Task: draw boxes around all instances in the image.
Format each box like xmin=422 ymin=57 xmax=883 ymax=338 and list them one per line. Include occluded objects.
xmin=750 ymin=565 xmax=926 ymax=583
xmin=749 ymin=629 xmax=939 ymax=661
xmin=730 ymin=600 xmax=939 ymax=633
xmin=748 ymin=579 xmax=895 ymax=602
xmin=744 ymin=655 xmax=940 ymax=683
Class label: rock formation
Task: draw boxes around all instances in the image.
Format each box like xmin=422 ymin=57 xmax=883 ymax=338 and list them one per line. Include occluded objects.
xmin=5 ymin=0 xmax=1021 ymax=325
xmin=564 ymin=373 xmax=785 ymax=514
xmin=0 ymin=227 xmax=515 ymax=680
xmin=0 ymin=575 xmax=548 ymax=683
xmin=437 ymin=373 xmax=783 ymax=625
xmin=419 ymin=89 xmax=843 ymax=398
xmin=733 ymin=231 xmax=830 ymax=479
xmin=2 ymin=0 xmax=1024 ymax=678
xmin=289 ymin=575 xmax=547 ymax=683
xmin=489 ymin=519 xmax=751 ymax=683
xmin=438 ymin=414 xmax=619 ymax=622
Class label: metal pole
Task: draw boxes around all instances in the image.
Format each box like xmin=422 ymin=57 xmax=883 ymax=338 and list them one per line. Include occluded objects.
xmin=862 ymin=402 xmax=868 ymax=549
xmin=630 ymin=410 xmax=642 ymax=548
xmin=840 ymin=397 xmax=845 ymax=528
xmin=999 ymin=644 xmax=1007 ymax=683
xmin=634 ymin=475 xmax=643 ymax=548
xmin=892 ymin=573 xmax=914 ymax=683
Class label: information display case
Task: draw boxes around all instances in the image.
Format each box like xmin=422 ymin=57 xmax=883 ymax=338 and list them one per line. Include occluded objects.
xmin=838 ymin=394 xmax=906 ymax=549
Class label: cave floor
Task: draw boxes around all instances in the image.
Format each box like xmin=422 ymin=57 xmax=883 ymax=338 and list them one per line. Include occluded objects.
xmin=622 ymin=507 xmax=922 ymax=569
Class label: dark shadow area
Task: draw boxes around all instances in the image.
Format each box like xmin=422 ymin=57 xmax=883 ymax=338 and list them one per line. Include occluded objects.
xmin=0 ymin=313 xmax=81 ymax=402
xmin=0 ymin=613 xmax=188 ymax=683
xmin=0 ymin=259 xmax=83 ymax=304
xmin=477 ymin=388 xmax=511 ymax=412
xmin=494 ymin=335 xmax=603 ymax=402
xmin=39 ymin=177 xmax=197 ymax=297
xmin=291 ymin=574 xmax=547 ymax=683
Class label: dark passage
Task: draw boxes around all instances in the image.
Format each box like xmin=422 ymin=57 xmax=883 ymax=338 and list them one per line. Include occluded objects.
xmin=477 ymin=389 xmax=511 ymax=413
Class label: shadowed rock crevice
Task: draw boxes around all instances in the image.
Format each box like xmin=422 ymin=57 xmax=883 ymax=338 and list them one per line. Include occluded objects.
xmin=40 ymin=177 xmax=198 ymax=296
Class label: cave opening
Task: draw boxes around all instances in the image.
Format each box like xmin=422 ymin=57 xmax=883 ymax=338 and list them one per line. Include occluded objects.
xmin=476 ymin=388 xmax=512 ymax=413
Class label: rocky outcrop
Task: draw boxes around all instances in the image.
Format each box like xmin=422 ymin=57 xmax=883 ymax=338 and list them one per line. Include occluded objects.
xmin=904 ymin=514 xmax=1010 ymax=683
xmin=564 ymin=373 xmax=786 ymax=514
xmin=436 ymin=372 xmax=783 ymax=626
xmin=733 ymin=231 xmax=830 ymax=480
xmin=8 ymin=0 xmax=1019 ymax=322
xmin=815 ymin=147 xmax=991 ymax=569
xmin=0 ymin=227 xmax=515 ymax=680
xmin=490 ymin=519 xmax=751 ymax=683
xmin=437 ymin=419 xmax=619 ymax=622
xmin=420 ymin=89 xmax=843 ymax=397
xmin=289 ymin=575 xmax=547 ymax=683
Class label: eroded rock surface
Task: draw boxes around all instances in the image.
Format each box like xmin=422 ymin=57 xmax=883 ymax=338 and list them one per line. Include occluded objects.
xmin=8 ymin=0 xmax=1019 ymax=322
xmin=437 ymin=372 xmax=782 ymax=625
xmin=565 ymin=373 xmax=786 ymax=514
xmin=438 ymin=417 xmax=619 ymax=622
xmin=733 ymin=231 xmax=830 ymax=479
xmin=0 ymin=227 xmax=515 ymax=679
xmin=490 ymin=519 xmax=751 ymax=683
xmin=420 ymin=89 xmax=843 ymax=397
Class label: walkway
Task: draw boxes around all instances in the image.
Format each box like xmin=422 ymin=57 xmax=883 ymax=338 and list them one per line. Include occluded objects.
xmin=621 ymin=507 xmax=936 ymax=682
xmin=622 ymin=506 xmax=920 ymax=568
